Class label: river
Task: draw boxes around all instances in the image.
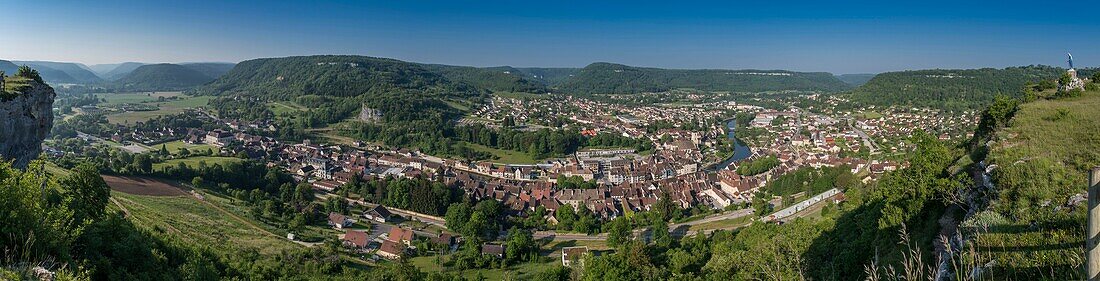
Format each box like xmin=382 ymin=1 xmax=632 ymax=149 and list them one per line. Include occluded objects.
xmin=715 ymin=118 xmax=753 ymax=170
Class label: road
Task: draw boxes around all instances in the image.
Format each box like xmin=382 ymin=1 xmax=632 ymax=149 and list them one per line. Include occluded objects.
xmin=532 ymin=208 xmax=756 ymax=241
xmin=331 ymin=195 xmax=448 ymax=228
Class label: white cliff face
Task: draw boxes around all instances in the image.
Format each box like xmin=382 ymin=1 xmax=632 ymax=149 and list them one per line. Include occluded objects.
xmin=0 ymin=81 xmax=54 ymax=168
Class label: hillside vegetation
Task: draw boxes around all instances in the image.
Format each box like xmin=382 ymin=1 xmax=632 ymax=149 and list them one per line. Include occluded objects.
xmin=961 ymin=88 xmax=1100 ymax=279
xmin=113 ymin=63 xmax=221 ymax=91
xmin=849 ymin=66 xmax=1063 ymax=111
xmin=557 ymin=62 xmax=852 ymax=95
xmin=424 ymin=64 xmax=548 ymax=93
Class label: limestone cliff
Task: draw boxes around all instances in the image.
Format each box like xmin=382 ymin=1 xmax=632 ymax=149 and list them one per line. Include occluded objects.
xmin=0 ymin=79 xmax=54 ymax=168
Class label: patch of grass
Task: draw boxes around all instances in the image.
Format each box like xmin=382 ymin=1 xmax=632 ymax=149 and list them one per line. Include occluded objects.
xmin=111 ymin=191 xmax=299 ymax=255
xmin=970 ymin=89 xmax=1100 ymax=278
xmin=463 ymin=142 xmax=539 ymax=164
xmin=687 ymin=216 xmax=752 ymax=231
xmin=153 ymin=156 xmax=242 ymax=170
xmin=268 ymin=101 xmax=307 ymax=115
xmin=155 ymin=140 xmax=217 ymax=156
xmin=857 ymin=111 xmax=883 ymax=119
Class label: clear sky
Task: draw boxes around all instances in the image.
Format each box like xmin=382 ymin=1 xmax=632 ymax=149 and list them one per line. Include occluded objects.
xmin=2 ymin=0 xmax=1097 ymax=74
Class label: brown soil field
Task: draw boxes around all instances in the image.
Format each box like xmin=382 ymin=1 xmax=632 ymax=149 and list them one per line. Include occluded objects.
xmin=104 ymin=175 xmax=188 ymax=196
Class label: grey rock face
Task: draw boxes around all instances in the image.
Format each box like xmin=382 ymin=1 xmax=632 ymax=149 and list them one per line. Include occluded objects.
xmin=0 ymin=81 xmax=55 ymax=168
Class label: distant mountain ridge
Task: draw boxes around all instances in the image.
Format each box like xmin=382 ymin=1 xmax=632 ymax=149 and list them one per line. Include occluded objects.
xmin=849 ymin=65 xmax=1063 ymax=111
xmin=555 ymin=62 xmax=852 ymax=95
xmin=0 ymin=60 xmax=19 ymax=75
xmin=92 ymin=62 xmax=147 ymax=80
xmin=12 ymin=61 xmax=103 ymax=84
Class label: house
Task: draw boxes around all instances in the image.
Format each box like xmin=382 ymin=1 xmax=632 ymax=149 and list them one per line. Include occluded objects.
xmin=342 ymin=230 xmax=369 ymax=251
xmin=377 ymin=240 xmax=406 ymax=260
xmin=387 ymin=227 xmax=416 ymax=246
xmin=205 ymin=130 xmax=233 ymax=147
xmin=363 ymin=205 xmax=393 ymax=224
xmin=561 ymin=246 xmax=590 ymax=267
xmin=327 ymin=212 xmax=352 ymax=229
xmin=481 ymin=243 xmax=505 ymax=259
xmin=432 ymin=233 xmax=456 ymax=251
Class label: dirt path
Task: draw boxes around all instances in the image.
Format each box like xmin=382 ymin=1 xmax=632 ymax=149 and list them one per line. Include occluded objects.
xmin=109 ymin=197 xmax=131 ymax=218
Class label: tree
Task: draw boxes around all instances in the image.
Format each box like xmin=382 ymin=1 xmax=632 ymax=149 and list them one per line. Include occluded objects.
xmin=59 ymin=163 xmax=111 ymax=227
xmin=649 ymin=220 xmax=671 ymax=249
xmin=133 ymin=153 xmax=153 ymax=173
xmin=445 ymin=202 xmax=473 ymax=235
xmin=555 ymin=206 xmax=577 ymax=230
xmin=505 ymin=227 xmax=535 ymax=264
xmin=605 ymin=216 xmax=632 ymax=247
xmin=16 ymin=65 xmax=43 ymax=83
xmin=192 ymin=176 xmax=205 ymax=188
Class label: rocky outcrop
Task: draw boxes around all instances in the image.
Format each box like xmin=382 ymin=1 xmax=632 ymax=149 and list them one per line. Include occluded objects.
xmin=0 ymin=80 xmax=54 ymax=168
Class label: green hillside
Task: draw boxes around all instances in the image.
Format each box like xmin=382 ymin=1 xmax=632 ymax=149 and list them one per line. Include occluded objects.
xmin=849 ymin=66 xmax=1063 ymax=111
xmin=835 ymin=73 xmax=875 ymax=86
xmin=961 ymin=88 xmax=1100 ymax=279
xmin=113 ymin=63 xmax=218 ymax=91
xmin=13 ymin=60 xmax=104 ymax=83
xmin=424 ymin=64 xmax=548 ymax=93
xmin=514 ymin=67 xmax=580 ymax=85
xmin=180 ymin=62 xmax=236 ymax=79
xmin=557 ymin=62 xmax=852 ymax=95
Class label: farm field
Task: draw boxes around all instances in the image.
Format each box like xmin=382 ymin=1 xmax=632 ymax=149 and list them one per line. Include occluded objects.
xmin=104 ymin=175 xmax=188 ymax=196
xmin=111 ymin=191 xmax=300 ymax=256
xmin=102 ymin=92 xmax=213 ymax=124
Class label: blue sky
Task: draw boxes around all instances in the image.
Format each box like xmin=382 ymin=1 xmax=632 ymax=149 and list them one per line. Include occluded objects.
xmin=2 ymin=0 xmax=1097 ymax=73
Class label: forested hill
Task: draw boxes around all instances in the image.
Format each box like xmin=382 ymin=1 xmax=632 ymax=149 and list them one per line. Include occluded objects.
xmin=555 ymin=62 xmax=852 ymax=95
xmin=514 ymin=67 xmax=580 ymax=85
xmin=99 ymin=62 xmax=147 ymax=81
xmin=180 ymin=62 xmax=236 ymax=80
xmin=112 ymin=63 xmax=219 ymax=91
xmin=423 ymin=64 xmax=548 ymax=93
xmin=848 ymin=65 xmax=1063 ymax=111
xmin=194 ymin=55 xmax=483 ymax=101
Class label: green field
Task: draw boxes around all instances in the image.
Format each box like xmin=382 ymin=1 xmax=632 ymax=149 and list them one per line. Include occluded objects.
xmin=463 ymin=142 xmax=539 ymax=164
xmin=857 ymin=111 xmax=883 ymax=119
xmin=100 ymin=92 xmax=184 ymax=105
xmin=407 ymin=256 xmax=559 ymax=280
xmin=686 ymin=216 xmax=752 ymax=231
xmin=111 ymin=192 xmax=299 ymax=255
xmin=155 ymin=140 xmax=218 ymax=156
xmin=268 ymin=101 xmax=307 ymax=115
xmin=103 ymin=93 xmax=213 ymax=124
xmin=153 ymin=156 xmax=242 ymax=170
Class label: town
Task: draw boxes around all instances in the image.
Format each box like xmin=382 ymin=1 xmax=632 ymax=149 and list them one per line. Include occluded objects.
xmin=39 ymin=87 xmax=979 ymax=264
